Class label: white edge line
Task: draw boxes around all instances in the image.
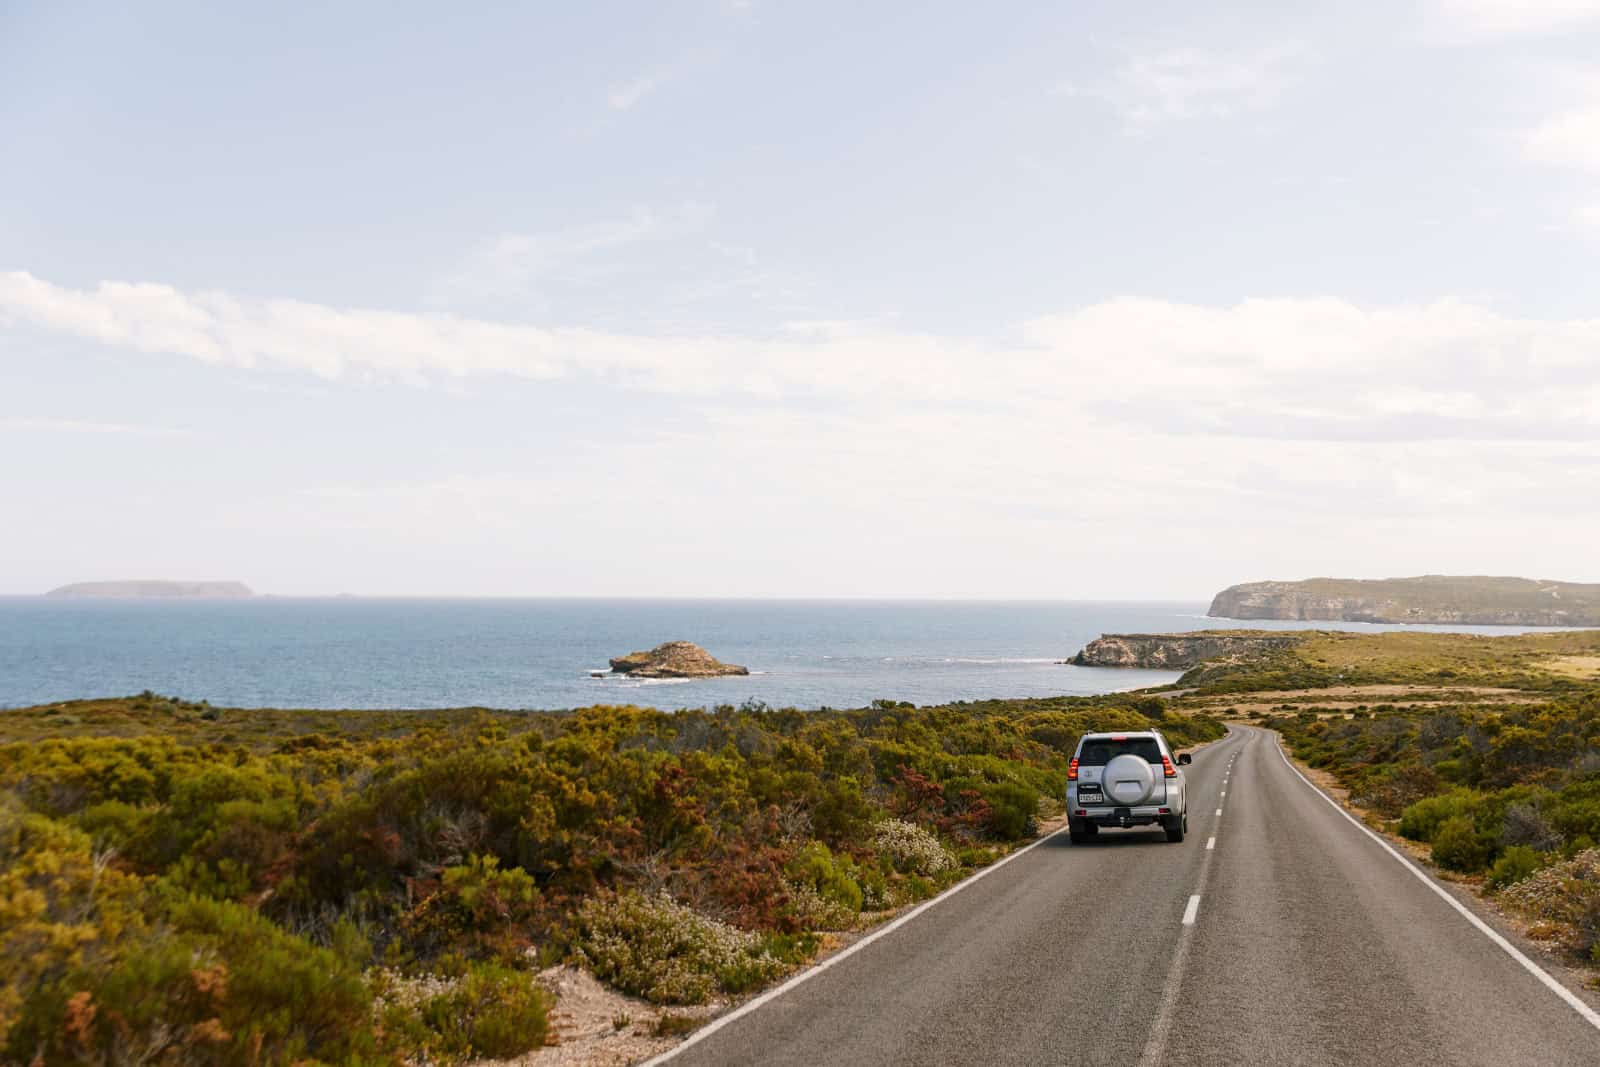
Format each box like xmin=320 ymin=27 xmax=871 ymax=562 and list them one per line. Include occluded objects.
xmin=642 ymin=731 xmax=1245 ymax=1063
xmin=1272 ymin=730 xmax=1600 ymax=1033
xmin=637 ymin=823 xmax=1068 ymax=1065
xmin=1182 ymin=894 xmax=1201 ymax=925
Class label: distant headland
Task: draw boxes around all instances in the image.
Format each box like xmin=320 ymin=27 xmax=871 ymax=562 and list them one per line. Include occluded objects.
xmin=1208 ymin=575 xmax=1600 ymax=627
xmin=45 ymin=580 xmax=255 ymax=599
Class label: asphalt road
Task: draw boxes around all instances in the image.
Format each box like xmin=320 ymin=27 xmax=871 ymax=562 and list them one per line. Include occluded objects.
xmin=663 ymin=725 xmax=1600 ymax=1067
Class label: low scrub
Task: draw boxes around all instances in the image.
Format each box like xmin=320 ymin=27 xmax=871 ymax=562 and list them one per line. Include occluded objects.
xmin=574 ymin=891 xmax=787 ymax=1004
xmin=0 ymin=692 xmax=1226 ymax=1057
xmin=378 ymin=960 xmax=550 ymax=1061
xmin=1499 ymin=849 xmax=1600 ymax=961
xmin=1275 ymin=691 xmax=1600 ymax=879
xmin=872 ymin=818 xmax=954 ymax=878
xmin=1486 ymin=845 xmax=1544 ymax=890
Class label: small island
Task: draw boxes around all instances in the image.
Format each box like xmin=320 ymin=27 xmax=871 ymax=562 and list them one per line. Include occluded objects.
xmin=1208 ymin=575 xmax=1600 ymax=627
xmin=45 ymin=580 xmax=255 ymax=599
xmin=607 ymin=640 xmax=749 ymax=678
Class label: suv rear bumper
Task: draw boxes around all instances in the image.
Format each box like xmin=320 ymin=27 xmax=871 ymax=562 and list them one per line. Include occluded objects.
xmin=1071 ymin=805 xmax=1172 ymax=829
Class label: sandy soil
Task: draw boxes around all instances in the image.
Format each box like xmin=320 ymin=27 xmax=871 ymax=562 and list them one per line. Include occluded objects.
xmin=484 ymin=967 xmax=722 ymax=1067
xmin=1542 ymin=655 xmax=1600 ymax=679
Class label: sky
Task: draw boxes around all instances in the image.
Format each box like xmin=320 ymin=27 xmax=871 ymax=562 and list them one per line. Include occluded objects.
xmin=2 ymin=0 xmax=1599 ymax=599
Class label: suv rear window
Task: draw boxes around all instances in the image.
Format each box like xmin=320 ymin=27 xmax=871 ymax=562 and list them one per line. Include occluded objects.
xmin=1077 ymin=738 xmax=1162 ymax=765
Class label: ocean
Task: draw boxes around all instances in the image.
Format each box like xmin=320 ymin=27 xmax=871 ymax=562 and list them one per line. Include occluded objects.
xmin=0 ymin=597 xmax=1566 ymax=711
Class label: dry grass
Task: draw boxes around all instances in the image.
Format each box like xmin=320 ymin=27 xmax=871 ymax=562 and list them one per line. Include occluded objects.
xmin=1541 ymin=655 xmax=1600 ymax=680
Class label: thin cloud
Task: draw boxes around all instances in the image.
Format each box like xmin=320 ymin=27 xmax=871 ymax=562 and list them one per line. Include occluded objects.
xmin=429 ymin=204 xmax=714 ymax=311
xmin=1526 ymin=99 xmax=1600 ymax=174
xmin=608 ymin=70 xmax=669 ymax=110
xmin=0 ymin=418 xmax=193 ymax=438
xmin=1062 ymin=43 xmax=1306 ymax=126
xmin=1429 ymin=0 xmax=1600 ymax=38
xmin=5 ymin=270 xmax=1600 ymax=447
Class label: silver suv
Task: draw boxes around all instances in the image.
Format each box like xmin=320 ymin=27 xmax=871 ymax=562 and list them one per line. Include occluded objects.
xmin=1066 ymin=730 xmax=1191 ymax=844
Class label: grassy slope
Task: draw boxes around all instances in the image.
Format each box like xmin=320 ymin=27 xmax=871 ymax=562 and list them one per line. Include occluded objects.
xmin=1175 ymin=628 xmax=1600 ymax=692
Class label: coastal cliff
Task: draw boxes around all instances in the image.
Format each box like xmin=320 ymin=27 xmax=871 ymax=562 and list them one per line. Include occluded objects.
xmin=45 ymin=580 xmax=255 ymax=599
xmin=1069 ymin=632 xmax=1298 ymax=670
xmin=1208 ymin=576 xmax=1600 ymax=627
xmin=608 ymin=641 xmax=749 ymax=678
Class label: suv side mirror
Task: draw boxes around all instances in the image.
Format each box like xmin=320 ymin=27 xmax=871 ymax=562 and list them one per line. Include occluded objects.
xmin=1177 ymin=753 xmax=1192 ymax=765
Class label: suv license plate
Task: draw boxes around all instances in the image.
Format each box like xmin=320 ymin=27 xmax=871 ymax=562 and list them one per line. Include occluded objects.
xmin=1077 ymin=788 xmax=1103 ymax=804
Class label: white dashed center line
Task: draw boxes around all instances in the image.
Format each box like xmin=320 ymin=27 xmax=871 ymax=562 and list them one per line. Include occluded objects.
xmin=1206 ymin=836 xmax=1216 ymax=850
xmin=1182 ymin=894 xmax=1201 ymax=925
xmin=1215 ymin=808 xmax=1222 ymax=816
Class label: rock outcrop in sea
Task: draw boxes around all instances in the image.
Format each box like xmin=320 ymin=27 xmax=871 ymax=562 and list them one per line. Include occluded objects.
xmin=608 ymin=641 xmax=749 ymax=678
xmin=1069 ymin=632 xmax=1297 ymax=670
xmin=1208 ymin=576 xmax=1600 ymax=627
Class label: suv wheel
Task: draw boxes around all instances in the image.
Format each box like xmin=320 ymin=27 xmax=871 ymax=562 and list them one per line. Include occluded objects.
xmin=1165 ymin=815 xmax=1185 ymax=843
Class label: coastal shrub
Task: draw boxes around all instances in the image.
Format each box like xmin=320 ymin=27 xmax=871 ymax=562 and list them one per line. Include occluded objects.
xmin=415 ymin=961 xmax=550 ymax=1060
xmin=872 ymin=818 xmax=954 ymax=878
xmin=0 ymin=692 xmax=1231 ymax=1053
xmin=1546 ymin=779 xmax=1600 ymax=846
xmin=1399 ymin=790 xmax=1483 ymax=843
xmin=9 ymin=894 xmax=378 ymax=1066
xmin=1500 ymin=801 xmax=1562 ymax=852
xmin=959 ymin=778 xmax=1038 ymax=840
xmin=0 ymin=804 xmax=150 ymax=1043
xmin=785 ymin=841 xmax=864 ymax=916
xmin=1349 ymin=762 xmax=1444 ymax=817
xmin=403 ymin=854 xmax=542 ymax=962
xmin=782 ymin=880 xmax=857 ymax=930
xmin=1499 ymin=849 xmax=1600 ymax=960
xmin=1487 ymin=845 xmax=1544 ymax=890
xmin=1431 ymin=816 xmax=1492 ymax=873
xmin=574 ymin=892 xmax=785 ymax=1004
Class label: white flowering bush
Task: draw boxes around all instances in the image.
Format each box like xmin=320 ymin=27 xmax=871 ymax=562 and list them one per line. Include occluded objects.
xmin=784 ymin=880 xmax=857 ymax=931
xmin=574 ymin=892 xmax=786 ymax=1004
xmin=873 ymin=819 xmax=955 ymax=878
xmin=1499 ymin=848 xmax=1600 ymax=960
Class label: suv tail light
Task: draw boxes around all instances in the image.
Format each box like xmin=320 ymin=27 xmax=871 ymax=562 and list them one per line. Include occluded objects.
xmin=1161 ymin=756 xmax=1177 ymax=778
xmin=1068 ymin=758 xmax=1079 ymax=781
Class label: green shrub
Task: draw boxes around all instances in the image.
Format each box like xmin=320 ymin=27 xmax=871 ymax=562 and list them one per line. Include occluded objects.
xmin=1431 ymin=816 xmax=1492 ymax=873
xmin=574 ymin=892 xmax=785 ymax=1004
xmin=9 ymin=894 xmax=378 ymax=1066
xmin=978 ymin=780 xmax=1039 ymax=839
xmin=785 ymin=842 xmax=864 ymax=915
xmin=416 ymin=961 xmax=550 ymax=1060
xmin=1399 ymin=790 xmax=1482 ymax=843
xmin=403 ymin=854 xmax=542 ymax=962
xmin=1486 ymin=845 xmax=1544 ymax=890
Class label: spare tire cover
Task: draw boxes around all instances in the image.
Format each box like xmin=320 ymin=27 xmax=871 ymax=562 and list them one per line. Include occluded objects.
xmin=1103 ymin=753 xmax=1155 ymax=805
